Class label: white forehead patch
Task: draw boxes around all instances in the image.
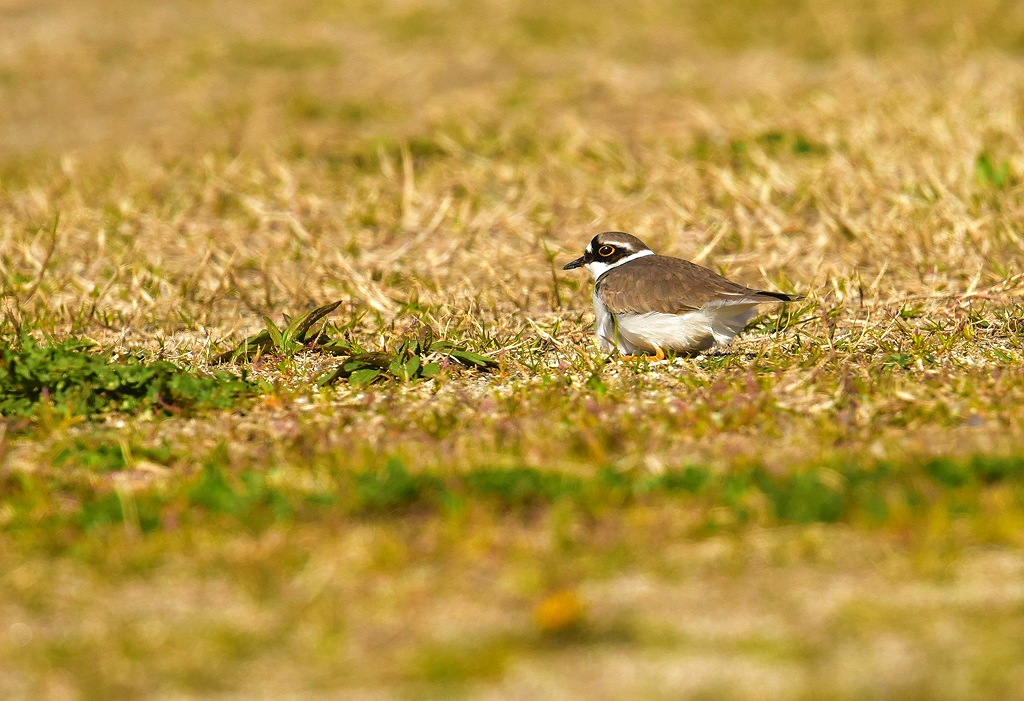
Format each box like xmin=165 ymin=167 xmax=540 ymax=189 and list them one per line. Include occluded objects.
xmin=601 ymin=240 xmax=635 ymax=250
xmin=596 ymin=237 xmax=650 ymax=253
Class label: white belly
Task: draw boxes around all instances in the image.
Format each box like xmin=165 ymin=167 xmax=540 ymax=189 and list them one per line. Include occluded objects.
xmin=593 ymin=293 xmax=758 ymax=354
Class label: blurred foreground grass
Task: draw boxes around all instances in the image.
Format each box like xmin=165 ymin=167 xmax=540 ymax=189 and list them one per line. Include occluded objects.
xmin=3 ymin=0 xmax=1024 ymax=698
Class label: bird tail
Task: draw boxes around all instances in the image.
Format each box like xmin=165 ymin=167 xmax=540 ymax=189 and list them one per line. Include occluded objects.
xmin=756 ymin=290 xmax=804 ymax=303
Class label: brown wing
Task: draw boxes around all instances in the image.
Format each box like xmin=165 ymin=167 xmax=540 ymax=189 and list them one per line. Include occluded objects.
xmin=596 ymin=255 xmax=796 ymax=314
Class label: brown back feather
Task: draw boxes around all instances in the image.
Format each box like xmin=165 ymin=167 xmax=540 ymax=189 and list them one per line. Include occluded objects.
xmin=596 ymin=255 xmax=799 ymax=314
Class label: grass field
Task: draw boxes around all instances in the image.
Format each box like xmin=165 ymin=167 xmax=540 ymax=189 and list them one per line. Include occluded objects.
xmin=3 ymin=0 xmax=1024 ymax=698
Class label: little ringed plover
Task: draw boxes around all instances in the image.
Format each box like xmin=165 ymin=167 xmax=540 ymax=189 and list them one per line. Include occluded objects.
xmin=563 ymin=232 xmax=803 ymax=359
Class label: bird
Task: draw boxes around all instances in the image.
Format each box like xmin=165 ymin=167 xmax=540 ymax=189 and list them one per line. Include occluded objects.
xmin=563 ymin=231 xmax=804 ymax=359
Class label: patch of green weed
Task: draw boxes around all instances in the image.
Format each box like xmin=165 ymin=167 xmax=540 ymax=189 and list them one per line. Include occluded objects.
xmin=215 ymin=301 xmax=497 ymax=386
xmin=53 ymin=436 xmax=173 ymax=473
xmin=464 ymin=468 xmax=585 ymax=506
xmin=215 ymin=300 xmax=346 ymax=362
xmin=188 ymin=445 xmax=294 ymax=524
xmin=353 ymin=459 xmax=444 ymax=513
xmin=0 ymin=336 xmax=253 ymax=422
xmin=976 ymin=151 xmax=1015 ymax=189
xmin=8 ymin=454 xmax=1024 ymax=540
xmin=318 ymin=329 xmax=498 ymax=387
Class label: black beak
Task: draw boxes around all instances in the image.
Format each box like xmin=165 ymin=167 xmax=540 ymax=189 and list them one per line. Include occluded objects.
xmin=563 ymin=256 xmax=586 ymax=270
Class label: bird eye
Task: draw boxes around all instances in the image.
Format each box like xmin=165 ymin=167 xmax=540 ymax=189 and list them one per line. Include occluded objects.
xmin=598 ymin=245 xmax=615 ymax=257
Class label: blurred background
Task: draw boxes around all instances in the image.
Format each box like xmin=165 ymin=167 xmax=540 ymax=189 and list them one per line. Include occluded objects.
xmin=5 ymin=0 xmax=1024 ymax=159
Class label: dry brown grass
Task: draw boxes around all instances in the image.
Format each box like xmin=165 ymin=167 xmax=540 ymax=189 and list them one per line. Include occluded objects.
xmin=3 ymin=0 xmax=1024 ymax=698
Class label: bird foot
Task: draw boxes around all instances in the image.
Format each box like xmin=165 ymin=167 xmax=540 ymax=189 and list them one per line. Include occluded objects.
xmin=619 ymin=347 xmax=668 ymax=362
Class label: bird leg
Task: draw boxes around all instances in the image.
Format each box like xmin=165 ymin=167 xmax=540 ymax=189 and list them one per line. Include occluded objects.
xmin=653 ymin=346 xmax=667 ymax=361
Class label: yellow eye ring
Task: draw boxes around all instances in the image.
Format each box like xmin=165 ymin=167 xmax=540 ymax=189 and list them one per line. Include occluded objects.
xmin=598 ymin=245 xmax=615 ymax=257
